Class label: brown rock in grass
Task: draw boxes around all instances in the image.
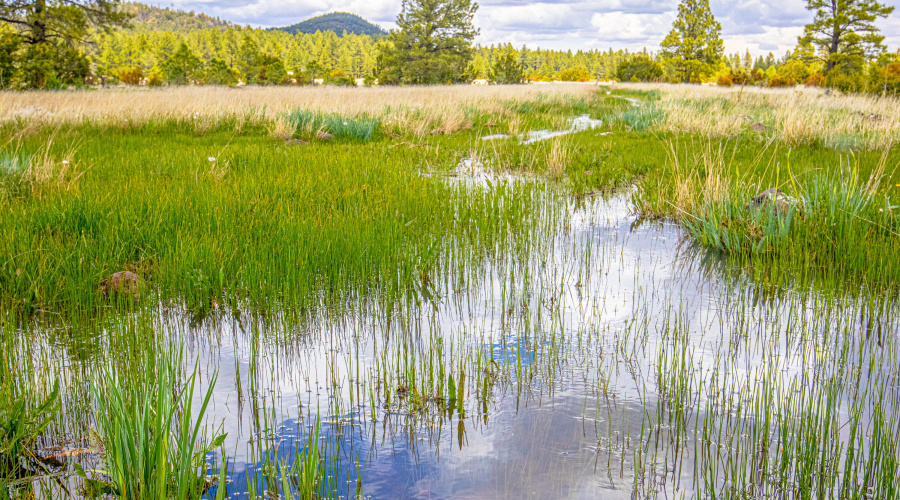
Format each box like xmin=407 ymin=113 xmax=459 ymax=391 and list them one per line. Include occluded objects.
xmin=100 ymin=271 xmax=141 ymax=299
xmin=748 ymin=188 xmax=792 ymax=215
xmin=851 ymin=111 xmax=889 ymax=122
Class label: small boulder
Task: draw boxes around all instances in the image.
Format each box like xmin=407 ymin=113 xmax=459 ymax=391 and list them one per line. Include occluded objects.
xmin=851 ymin=111 xmax=889 ymax=122
xmin=748 ymin=188 xmax=792 ymax=215
xmin=100 ymin=271 xmax=141 ymax=299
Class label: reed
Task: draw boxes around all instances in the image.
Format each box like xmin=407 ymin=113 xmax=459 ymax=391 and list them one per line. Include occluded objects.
xmin=86 ymin=350 xmax=226 ymax=499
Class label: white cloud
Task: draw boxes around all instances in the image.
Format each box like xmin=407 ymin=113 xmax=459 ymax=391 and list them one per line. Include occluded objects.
xmin=590 ymin=11 xmax=674 ymax=46
xmin=151 ymin=0 xmax=900 ymax=56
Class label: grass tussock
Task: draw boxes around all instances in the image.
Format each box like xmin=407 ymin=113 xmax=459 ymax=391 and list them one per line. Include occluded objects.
xmin=0 ymin=136 xmax=81 ymax=201
xmin=636 ymin=136 xmax=900 ymax=287
xmin=87 ymin=351 xmax=226 ymax=500
xmin=284 ymin=110 xmax=380 ymax=141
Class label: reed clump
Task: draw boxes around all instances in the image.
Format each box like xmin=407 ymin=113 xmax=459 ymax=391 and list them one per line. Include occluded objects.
xmin=86 ymin=351 xmax=226 ymax=500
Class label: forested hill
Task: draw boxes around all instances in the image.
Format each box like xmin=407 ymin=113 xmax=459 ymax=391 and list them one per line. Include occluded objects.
xmin=273 ymin=12 xmax=387 ymax=37
xmin=120 ymin=2 xmax=238 ymax=31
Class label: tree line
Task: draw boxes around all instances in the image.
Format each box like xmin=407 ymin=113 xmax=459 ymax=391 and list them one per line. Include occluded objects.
xmin=0 ymin=0 xmax=897 ymax=93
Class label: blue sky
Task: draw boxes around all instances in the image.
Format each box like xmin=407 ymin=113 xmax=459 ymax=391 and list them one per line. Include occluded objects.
xmin=164 ymin=0 xmax=899 ymax=56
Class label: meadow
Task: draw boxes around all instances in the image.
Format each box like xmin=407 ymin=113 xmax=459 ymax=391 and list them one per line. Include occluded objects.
xmin=1 ymin=83 xmax=899 ymax=499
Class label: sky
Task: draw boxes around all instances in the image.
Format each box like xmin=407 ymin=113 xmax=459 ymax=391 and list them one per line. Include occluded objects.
xmin=162 ymin=0 xmax=899 ymax=56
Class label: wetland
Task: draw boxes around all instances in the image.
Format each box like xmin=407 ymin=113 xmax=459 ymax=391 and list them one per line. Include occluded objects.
xmin=1 ymin=83 xmax=899 ymax=499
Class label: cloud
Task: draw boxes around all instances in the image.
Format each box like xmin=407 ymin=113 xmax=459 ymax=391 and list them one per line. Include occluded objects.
xmin=590 ymin=11 xmax=674 ymax=45
xmin=154 ymin=0 xmax=900 ymax=56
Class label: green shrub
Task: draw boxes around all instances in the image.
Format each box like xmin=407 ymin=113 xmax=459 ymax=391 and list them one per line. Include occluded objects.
xmin=557 ymin=68 xmax=593 ymax=82
xmin=616 ymin=56 xmax=663 ymax=82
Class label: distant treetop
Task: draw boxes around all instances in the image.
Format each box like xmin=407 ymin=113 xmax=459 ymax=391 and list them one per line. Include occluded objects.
xmin=273 ymin=12 xmax=388 ymax=37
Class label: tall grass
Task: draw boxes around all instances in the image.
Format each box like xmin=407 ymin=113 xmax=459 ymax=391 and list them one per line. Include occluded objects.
xmin=614 ymin=82 xmax=900 ymax=150
xmin=283 ymin=110 xmax=380 ymax=141
xmin=633 ymin=136 xmax=900 ymax=288
xmin=0 ymin=125 xmax=548 ymax=318
xmin=86 ymin=351 xmax=226 ymax=500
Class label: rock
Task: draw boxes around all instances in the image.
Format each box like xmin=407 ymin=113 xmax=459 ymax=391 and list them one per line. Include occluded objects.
xmin=750 ymin=123 xmax=771 ymax=133
xmin=315 ymin=131 xmax=334 ymax=141
xmin=100 ymin=271 xmax=141 ymax=299
xmin=748 ymin=188 xmax=792 ymax=215
xmin=851 ymin=111 xmax=889 ymax=122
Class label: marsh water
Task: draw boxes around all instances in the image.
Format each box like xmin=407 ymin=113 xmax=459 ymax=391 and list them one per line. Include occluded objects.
xmin=23 ymin=186 xmax=900 ymax=498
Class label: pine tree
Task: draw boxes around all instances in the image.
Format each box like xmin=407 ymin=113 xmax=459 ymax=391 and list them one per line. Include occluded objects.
xmin=659 ymin=0 xmax=723 ymax=82
xmin=375 ymin=0 xmax=479 ymax=84
xmin=491 ymin=47 xmax=524 ymax=84
xmin=801 ymin=0 xmax=894 ymax=72
xmin=0 ymin=0 xmax=130 ymax=87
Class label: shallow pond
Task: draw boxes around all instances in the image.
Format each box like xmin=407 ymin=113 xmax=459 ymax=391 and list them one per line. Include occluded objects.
xmin=163 ymin=193 xmax=898 ymax=498
xmin=17 ymin=187 xmax=900 ymax=499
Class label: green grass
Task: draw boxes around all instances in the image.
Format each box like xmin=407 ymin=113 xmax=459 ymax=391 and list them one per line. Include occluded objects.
xmin=0 ymin=125 xmax=550 ymax=319
xmin=284 ymin=110 xmax=381 ymax=141
xmin=83 ymin=349 xmax=225 ymax=499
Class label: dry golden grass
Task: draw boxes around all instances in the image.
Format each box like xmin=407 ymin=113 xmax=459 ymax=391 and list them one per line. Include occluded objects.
xmin=266 ymin=115 xmax=296 ymax=140
xmin=0 ymin=84 xmax=598 ymax=135
xmin=545 ymin=137 xmax=572 ymax=179
xmin=615 ymin=83 xmax=900 ymax=150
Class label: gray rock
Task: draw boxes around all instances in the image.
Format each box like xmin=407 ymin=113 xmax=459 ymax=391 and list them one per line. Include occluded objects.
xmin=748 ymin=188 xmax=792 ymax=215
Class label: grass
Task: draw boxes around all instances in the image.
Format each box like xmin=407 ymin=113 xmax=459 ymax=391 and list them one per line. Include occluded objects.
xmin=0 ymin=84 xmax=899 ymax=499
xmin=633 ymin=134 xmax=900 ymax=289
xmin=0 ymin=125 xmax=550 ymax=318
xmin=84 ymin=350 xmax=225 ymax=499
xmin=282 ymin=110 xmax=381 ymax=141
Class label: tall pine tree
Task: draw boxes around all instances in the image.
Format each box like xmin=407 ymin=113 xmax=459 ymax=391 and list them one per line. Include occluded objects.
xmin=375 ymin=0 xmax=479 ymax=84
xmin=801 ymin=0 xmax=894 ymax=72
xmin=660 ymin=0 xmax=723 ymax=83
